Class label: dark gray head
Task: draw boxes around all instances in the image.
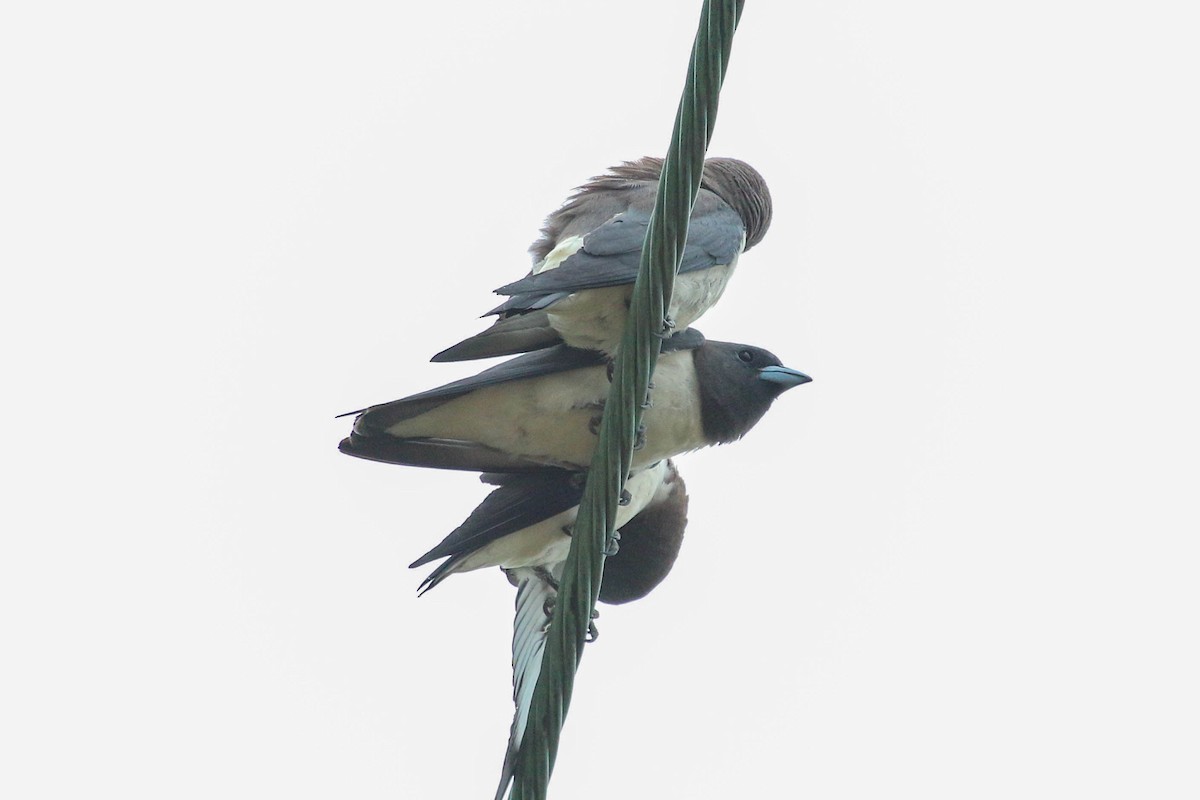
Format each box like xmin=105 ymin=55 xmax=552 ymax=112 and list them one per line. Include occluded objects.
xmin=599 ymin=461 xmax=688 ymax=605
xmin=693 ymin=341 xmax=812 ymax=445
xmin=532 ymin=156 xmax=772 ymax=261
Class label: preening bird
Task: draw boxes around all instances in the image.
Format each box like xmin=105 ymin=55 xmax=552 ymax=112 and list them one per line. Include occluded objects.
xmin=409 ymin=460 xmax=689 ymax=800
xmin=339 ymin=330 xmax=812 ymax=474
xmin=432 ymin=156 xmax=772 ymax=362
xmin=408 ymin=459 xmax=689 ymax=599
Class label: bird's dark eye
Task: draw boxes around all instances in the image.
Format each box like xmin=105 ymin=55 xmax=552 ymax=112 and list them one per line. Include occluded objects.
xmin=737 ymin=349 xmax=754 ymax=363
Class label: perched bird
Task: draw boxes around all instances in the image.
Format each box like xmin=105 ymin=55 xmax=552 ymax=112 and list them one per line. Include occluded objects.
xmin=339 ymin=330 xmax=812 ymax=474
xmin=408 ymin=461 xmax=690 ymax=800
xmin=409 ymin=459 xmax=689 ymax=599
xmin=432 ymin=156 xmax=772 ymax=362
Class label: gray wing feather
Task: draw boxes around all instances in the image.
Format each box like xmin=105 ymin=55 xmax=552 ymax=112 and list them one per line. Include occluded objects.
xmin=430 ymin=310 xmax=564 ymax=363
xmin=495 ymin=566 xmax=560 ymax=800
xmin=495 ymin=202 xmax=743 ymax=297
xmin=411 ymin=471 xmax=583 ymax=570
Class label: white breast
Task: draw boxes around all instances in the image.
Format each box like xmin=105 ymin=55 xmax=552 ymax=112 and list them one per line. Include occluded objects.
xmin=545 ymin=252 xmax=740 ymax=356
xmin=635 ymin=353 xmax=708 ymax=468
xmin=668 ymin=253 xmax=739 ymax=330
xmin=545 ymin=285 xmax=632 ymax=355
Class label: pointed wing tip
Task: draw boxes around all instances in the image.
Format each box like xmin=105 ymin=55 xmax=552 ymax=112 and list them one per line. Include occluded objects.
xmin=494 ymin=278 xmax=526 ymax=296
xmin=338 ymin=432 xmax=386 ymax=460
xmin=430 ymin=330 xmax=563 ymax=362
xmin=408 ymin=551 xmax=437 ymax=570
xmin=429 ymin=338 xmax=509 ymax=362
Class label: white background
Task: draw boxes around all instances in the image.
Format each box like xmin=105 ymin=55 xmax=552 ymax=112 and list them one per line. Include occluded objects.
xmin=3 ymin=1 xmax=1198 ymax=797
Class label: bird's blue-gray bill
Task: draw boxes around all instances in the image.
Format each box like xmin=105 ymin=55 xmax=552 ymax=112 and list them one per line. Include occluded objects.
xmin=758 ymin=365 xmax=813 ymax=387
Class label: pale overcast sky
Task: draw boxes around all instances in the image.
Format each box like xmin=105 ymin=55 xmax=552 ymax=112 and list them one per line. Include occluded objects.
xmin=3 ymin=1 xmax=1198 ymax=798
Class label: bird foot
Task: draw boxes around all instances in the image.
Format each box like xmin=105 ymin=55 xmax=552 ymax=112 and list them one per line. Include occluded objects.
xmin=641 ymin=380 xmax=655 ymax=409
xmin=543 ymin=596 xmax=601 ymax=640
xmin=618 ymin=489 xmax=631 ymax=506
xmin=603 ymin=530 xmax=621 ymax=557
xmin=633 ymin=423 xmax=646 ymax=451
xmin=533 ymin=566 xmax=559 ymax=591
xmin=589 ymin=414 xmax=603 ymax=436
xmin=586 ymin=609 xmax=600 ymax=643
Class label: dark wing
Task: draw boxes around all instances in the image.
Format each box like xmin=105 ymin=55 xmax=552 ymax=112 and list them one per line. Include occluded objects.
xmin=342 ymin=344 xmax=607 ymax=433
xmin=412 ymin=470 xmax=584 ymax=592
xmin=494 ymin=200 xmax=744 ymax=298
xmin=338 ymin=436 xmax=559 ymax=473
xmin=484 ymin=292 xmax=570 ymax=317
xmin=430 ymin=308 xmax=564 ymax=363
